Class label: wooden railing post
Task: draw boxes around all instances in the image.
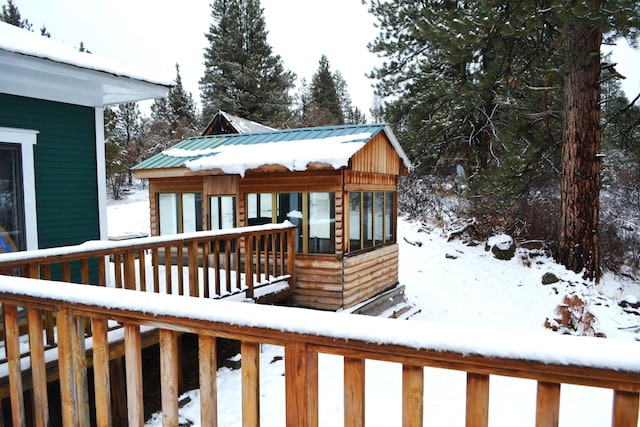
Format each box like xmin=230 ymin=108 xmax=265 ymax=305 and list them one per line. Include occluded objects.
xmin=188 ymin=241 xmax=199 ymax=297
xmin=242 ymin=342 xmax=260 ymax=427
xmin=344 ymin=357 xmax=365 ymax=427
xmin=27 ymin=307 xmax=49 ymax=426
xmin=402 ymin=365 xmax=424 ymax=427
xmin=91 ymin=317 xmax=112 ymax=427
xmin=4 ymin=304 xmax=25 ymax=426
xmin=199 ymin=335 xmax=218 ymax=427
xmin=285 ymin=342 xmax=319 ymax=427
xmin=466 ymin=373 xmax=489 ymax=427
xmin=160 ymin=329 xmax=180 ymax=425
xmin=125 ymin=324 xmax=144 ymax=427
xmin=56 ymin=308 xmax=79 ymax=426
xmin=536 ymin=382 xmax=560 ymax=427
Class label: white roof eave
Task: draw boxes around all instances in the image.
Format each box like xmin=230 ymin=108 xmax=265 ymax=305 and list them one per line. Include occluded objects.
xmin=382 ymin=125 xmax=412 ymax=170
xmin=0 ymin=50 xmax=170 ymax=107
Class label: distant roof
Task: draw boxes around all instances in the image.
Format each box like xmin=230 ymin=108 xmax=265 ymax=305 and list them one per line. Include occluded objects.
xmin=134 ymin=123 xmax=411 ymax=177
xmin=202 ymin=110 xmax=276 ymax=135
xmin=0 ymin=22 xmax=172 ymax=106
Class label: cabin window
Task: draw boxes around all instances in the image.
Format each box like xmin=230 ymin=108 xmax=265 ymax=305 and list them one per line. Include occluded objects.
xmin=158 ymin=192 xmax=202 ymax=235
xmin=210 ymin=195 xmax=236 ymax=230
xmin=247 ymin=192 xmax=336 ymax=254
xmin=348 ymin=191 xmax=395 ymax=253
xmin=0 ymin=144 xmax=25 ymax=252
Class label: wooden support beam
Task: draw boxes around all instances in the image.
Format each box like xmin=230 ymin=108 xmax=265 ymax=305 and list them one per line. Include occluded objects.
xmin=242 ymin=341 xmax=260 ymax=427
xmin=402 ymin=365 xmax=423 ymax=427
xmin=466 ymin=373 xmax=489 ymax=427
xmin=344 ymin=357 xmax=365 ymax=427
xmin=199 ymin=335 xmax=218 ymax=427
xmin=536 ymin=382 xmax=560 ymax=427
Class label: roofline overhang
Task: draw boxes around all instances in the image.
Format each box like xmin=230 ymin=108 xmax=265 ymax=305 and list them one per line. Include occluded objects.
xmin=0 ymin=49 xmax=171 ymax=107
xmin=381 ymin=125 xmax=412 ymax=172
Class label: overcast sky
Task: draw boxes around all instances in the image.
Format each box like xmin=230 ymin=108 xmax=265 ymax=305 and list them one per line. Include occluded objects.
xmin=14 ymin=0 xmax=640 ymax=119
xmin=16 ymin=0 xmax=381 ymax=118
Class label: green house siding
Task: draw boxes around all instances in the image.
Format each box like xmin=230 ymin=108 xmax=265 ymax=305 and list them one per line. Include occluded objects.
xmin=0 ymin=93 xmax=100 ymax=249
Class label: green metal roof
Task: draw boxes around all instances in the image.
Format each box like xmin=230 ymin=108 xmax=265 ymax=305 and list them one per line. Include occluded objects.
xmin=133 ymin=123 xmax=411 ymax=173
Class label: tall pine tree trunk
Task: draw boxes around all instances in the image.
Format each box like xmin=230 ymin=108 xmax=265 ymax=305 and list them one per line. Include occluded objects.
xmin=557 ymin=16 xmax=602 ymax=282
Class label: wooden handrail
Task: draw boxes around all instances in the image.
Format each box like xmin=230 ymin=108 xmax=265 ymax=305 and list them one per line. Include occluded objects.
xmin=0 ymin=277 xmax=639 ymax=426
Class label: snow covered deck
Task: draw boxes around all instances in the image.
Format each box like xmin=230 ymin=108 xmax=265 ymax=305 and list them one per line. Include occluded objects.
xmin=0 ymin=275 xmax=638 ymax=426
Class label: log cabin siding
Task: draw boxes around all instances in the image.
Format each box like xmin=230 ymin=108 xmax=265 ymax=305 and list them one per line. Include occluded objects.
xmin=293 ymin=255 xmax=344 ymax=310
xmin=342 ymin=244 xmax=399 ymax=309
xmin=350 ymin=131 xmax=404 ymax=176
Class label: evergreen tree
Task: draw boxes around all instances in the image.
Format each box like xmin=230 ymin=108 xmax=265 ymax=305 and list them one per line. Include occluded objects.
xmin=369 ymin=0 xmax=640 ymax=281
xmin=309 ymin=55 xmax=344 ymax=125
xmin=199 ymin=0 xmax=295 ymax=127
xmin=335 ymin=71 xmax=366 ymax=124
xmin=147 ymin=64 xmax=199 ymax=156
xmin=0 ymin=0 xmax=31 ymax=29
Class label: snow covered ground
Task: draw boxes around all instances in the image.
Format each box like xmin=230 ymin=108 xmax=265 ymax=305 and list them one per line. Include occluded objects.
xmin=106 ymin=187 xmax=640 ymax=426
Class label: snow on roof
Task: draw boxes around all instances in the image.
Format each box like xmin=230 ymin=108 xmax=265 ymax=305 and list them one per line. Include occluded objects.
xmin=220 ymin=111 xmax=275 ymax=134
xmin=0 ymin=22 xmax=172 ymax=86
xmin=180 ymin=132 xmax=372 ymax=176
xmin=134 ymin=124 xmax=412 ymax=177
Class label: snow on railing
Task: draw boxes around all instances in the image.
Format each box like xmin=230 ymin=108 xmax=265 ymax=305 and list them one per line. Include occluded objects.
xmin=0 ymin=275 xmax=639 ymax=426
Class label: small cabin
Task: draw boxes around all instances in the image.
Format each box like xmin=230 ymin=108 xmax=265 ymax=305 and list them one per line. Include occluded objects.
xmin=133 ymin=124 xmax=411 ymax=310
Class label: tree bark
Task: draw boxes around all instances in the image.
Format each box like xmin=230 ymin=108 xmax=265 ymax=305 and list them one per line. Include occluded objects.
xmin=557 ymin=15 xmax=602 ymax=282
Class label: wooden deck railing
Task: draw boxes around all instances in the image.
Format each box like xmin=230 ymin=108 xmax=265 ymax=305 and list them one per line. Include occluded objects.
xmin=0 ymin=276 xmax=638 ymax=426
xmin=0 ymin=221 xmax=296 ymax=300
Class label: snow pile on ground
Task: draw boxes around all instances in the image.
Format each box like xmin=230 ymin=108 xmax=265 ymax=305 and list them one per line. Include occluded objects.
xmin=106 ymin=187 xmax=640 ymax=426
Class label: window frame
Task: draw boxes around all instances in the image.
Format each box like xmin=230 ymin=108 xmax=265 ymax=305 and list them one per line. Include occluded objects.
xmin=347 ymin=190 xmax=396 ymax=254
xmin=247 ymin=191 xmax=336 ymax=255
xmin=0 ymin=127 xmax=38 ymax=250
xmin=157 ymin=192 xmax=203 ymax=235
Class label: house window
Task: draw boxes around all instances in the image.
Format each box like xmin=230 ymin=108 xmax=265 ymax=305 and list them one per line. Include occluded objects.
xmin=0 ymin=144 xmax=24 ymax=252
xmin=158 ymin=192 xmax=202 ymax=235
xmin=348 ymin=191 xmax=395 ymax=253
xmin=210 ymin=195 xmax=236 ymax=230
xmin=247 ymin=192 xmax=335 ymax=254
xmin=0 ymin=128 xmax=38 ymax=251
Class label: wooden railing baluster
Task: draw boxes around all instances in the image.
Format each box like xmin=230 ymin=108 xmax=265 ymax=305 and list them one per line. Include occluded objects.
xmin=160 ymin=329 xmax=179 ymax=425
xmin=91 ymin=317 xmax=112 ymax=427
xmin=164 ymin=245 xmax=172 ymax=295
xmin=199 ymin=335 xmax=218 ymax=427
xmin=177 ymin=243 xmax=184 ymax=296
xmin=536 ymin=381 xmax=560 ymax=427
xmin=245 ymin=235 xmax=254 ymax=299
xmin=138 ymin=250 xmax=147 ymax=292
xmin=344 ymin=357 xmax=365 ymax=427
xmin=56 ymin=308 xmax=78 ymax=426
xmin=188 ymin=241 xmax=199 ymax=297
xmin=124 ymin=323 xmax=144 ymax=427
xmin=242 ymin=341 xmax=260 ymax=427
xmin=402 ymin=365 xmax=424 ymax=427
xmin=27 ymin=307 xmax=49 ymax=426
xmin=612 ymin=390 xmax=640 ymax=427
xmin=466 ymin=373 xmax=490 ymax=427
xmin=152 ymin=247 xmax=160 ymax=293
xmin=4 ymin=304 xmax=25 ymax=426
